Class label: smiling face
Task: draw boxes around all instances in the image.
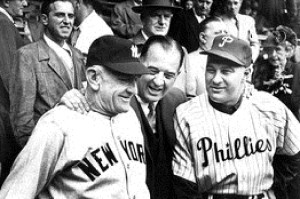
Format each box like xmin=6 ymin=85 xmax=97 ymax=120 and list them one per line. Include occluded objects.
xmin=205 ymin=56 xmax=248 ymax=106
xmin=137 ymin=42 xmax=181 ymax=103
xmin=88 ymin=65 xmax=138 ymax=116
xmin=42 ymin=1 xmax=74 ymax=45
xmin=142 ymin=8 xmax=173 ymax=37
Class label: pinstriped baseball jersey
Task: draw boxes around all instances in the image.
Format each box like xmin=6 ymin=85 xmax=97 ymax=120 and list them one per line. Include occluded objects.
xmin=0 ymin=106 xmax=150 ymax=199
xmin=172 ymin=89 xmax=300 ymax=195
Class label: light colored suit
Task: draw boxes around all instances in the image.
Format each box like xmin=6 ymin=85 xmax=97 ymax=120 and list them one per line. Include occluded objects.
xmin=9 ymin=39 xmax=85 ymax=147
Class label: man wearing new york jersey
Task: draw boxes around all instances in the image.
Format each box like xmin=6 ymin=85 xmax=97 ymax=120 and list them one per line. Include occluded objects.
xmin=172 ymin=35 xmax=300 ymax=199
xmin=0 ymin=36 xmax=150 ymax=199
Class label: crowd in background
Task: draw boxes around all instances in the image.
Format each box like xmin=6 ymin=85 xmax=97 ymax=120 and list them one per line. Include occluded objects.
xmin=1 ymin=0 xmax=300 ymax=198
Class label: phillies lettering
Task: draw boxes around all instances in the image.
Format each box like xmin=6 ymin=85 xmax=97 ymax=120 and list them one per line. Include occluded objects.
xmin=197 ymin=136 xmax=272 ymax=167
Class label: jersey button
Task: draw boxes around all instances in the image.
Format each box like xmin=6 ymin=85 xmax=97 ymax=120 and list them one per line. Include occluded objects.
xmin=127 ymin=164 xmax=130 ymax=169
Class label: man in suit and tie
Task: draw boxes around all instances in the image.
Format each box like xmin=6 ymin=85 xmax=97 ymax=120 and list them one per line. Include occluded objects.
xmin=130 ymin=35 xmax=187 ymax=199
xmin=9 ymin=0 xmax=87 ymax=148
xmin=0 ymin=0 xmax=27 ymax=185
xmin=169 ymin=0 xmax=214 ymax=53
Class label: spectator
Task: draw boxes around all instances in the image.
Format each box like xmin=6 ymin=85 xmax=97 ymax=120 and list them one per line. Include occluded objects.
xmin=169 ymin=0 xmax=213 ymax=53
xmin=70 ymin=0 xmax=113 ymax=56
xmin=9 ymin=0 xmax=87 ymax=148
xmin=182 ymin=0 xmax=194 ymax=10
xmin=252 ymin=25 xmax=300 ymax=120
xmin=172 ymin=35 xmax=300 ymax=199
xmin=110 ymin=0 xmax=143 ymax=39
xmin=219 ymin=0 xmax=260 ymax=62
xmin=187 ymin=16 xmax=227 ymax=97
xmin=0 ymin=35 xmax=150 ymax=199
xmin=0 ymin=0 xmax=27 ymax=185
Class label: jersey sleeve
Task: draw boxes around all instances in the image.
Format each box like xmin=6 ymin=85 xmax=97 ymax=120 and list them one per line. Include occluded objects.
xmin=0 ymin=119 xmax=66 ymax=199
xmin=172 ymin=108 xmax=197 ymax=183
xmin=276 ymin=105 xmax=300 ymax=156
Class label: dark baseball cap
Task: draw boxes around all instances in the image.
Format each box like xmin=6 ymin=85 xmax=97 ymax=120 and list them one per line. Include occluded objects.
xmin=86 ymin=35 xmax=149 ymax=75
xmin=201 ymin=35 xmax=252 ymax=67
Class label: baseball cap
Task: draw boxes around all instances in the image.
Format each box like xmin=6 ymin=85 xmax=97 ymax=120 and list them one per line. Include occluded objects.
xmin=86 ymin=35 xmax=149 ymax=75
xmin=201 ymin=35 xmax=252 ymax=67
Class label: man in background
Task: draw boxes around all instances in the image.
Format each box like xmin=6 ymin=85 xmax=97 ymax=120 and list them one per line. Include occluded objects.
xmin=9 ymin=0 xmax=86 ymax=148
xmin=169 ymin=0 xmax=214 ymax=53
xmin=70 ymin=0 xmax=113 ymax=56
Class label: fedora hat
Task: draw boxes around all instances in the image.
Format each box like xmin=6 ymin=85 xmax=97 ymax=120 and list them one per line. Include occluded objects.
xmin=132 ymin=0 xmax=182 ymax=13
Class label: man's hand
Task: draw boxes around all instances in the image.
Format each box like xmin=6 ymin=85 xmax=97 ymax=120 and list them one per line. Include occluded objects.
xmin=59 ymin=89 xmax=90 ymax=114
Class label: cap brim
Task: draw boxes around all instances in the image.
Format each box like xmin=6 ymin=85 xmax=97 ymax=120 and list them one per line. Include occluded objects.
xmin=104 ymin=62 xmax=150 ymax=75
xmin=132 ymin=5 xmax=182 ymax=13
xmin=201 ymin=49 xmax=244 ymax=66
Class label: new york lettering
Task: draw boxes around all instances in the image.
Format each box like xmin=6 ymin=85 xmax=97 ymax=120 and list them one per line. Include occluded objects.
xmin=197 ymin=136 xmax=272 ymax=167
xmin=78 ymin=140 xmax=145 ymax=181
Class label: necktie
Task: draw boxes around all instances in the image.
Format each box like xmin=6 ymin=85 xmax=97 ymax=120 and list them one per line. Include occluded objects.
xmin=147 ymin=103 xmax=156 ymax=134
xmin=71 ymin=27 xmax=80 ymax=47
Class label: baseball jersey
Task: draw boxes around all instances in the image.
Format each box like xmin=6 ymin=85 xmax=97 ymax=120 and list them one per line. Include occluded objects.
xmin=0 ymin=106 xmax=149 ymax=199
xmin=172 ymin=89 xmax=300 ymax=195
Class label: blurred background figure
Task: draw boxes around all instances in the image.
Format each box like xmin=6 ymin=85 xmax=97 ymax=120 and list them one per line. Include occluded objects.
xmin=110 ymin=0 xmax=143 ymax=39
xmin=181 ymin=0 xmax=194 ymax=10
xmin=169 ymin=0 xmax=214 ymax=53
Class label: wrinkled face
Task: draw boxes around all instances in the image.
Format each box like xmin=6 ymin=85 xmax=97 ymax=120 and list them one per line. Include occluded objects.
xmin=201 ymin=20 xmax=227 ymax=50
xmin=194 ymin=0 xmax=213 ymax=17
xmin=265 ymin=45 xmax=288 ymax=75
xmin=42 ymin=1 xmax=75 ymax=43
xmin=7 ymin=0 xmax=28 ymax=17
xmin=205 ymin=57 xmax=247 ymax=106
xmin=94 ymin=67 xmax=138 ymax=115
xmin=142 ymin=8 xmax=173 ymax=37
xmin=137 ymin=43 xmax=181 ymax=103
xmin=185 ymin=0 xmax=194 ymax=10
xmin=226 ymin=0 xmax=242 ymax=17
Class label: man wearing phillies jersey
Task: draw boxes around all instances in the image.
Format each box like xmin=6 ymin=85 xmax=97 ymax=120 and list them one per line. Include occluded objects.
xmin=0 ymin=36 xmax=150 ymax=199
xmin=172 ymin=35 xmax=300 ymax=199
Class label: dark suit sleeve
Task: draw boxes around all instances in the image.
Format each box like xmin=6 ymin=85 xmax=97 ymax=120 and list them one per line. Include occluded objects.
xmin=110 ymin=3 xmax=142 ymax=38
xmin=9 ymin=48 xmax=37 ymax=148
xmin=173 ymin=175 xmax=203 ymax=199
xmin=291 ymin=63 xmax=300 ymax=120
xmin=273 ymin=152 xmax=300 ymax=199
xmin=0 ymin=19 xmax=23 ymax=90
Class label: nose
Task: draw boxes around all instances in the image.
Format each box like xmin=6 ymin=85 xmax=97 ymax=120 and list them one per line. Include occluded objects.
xmin=152 ymin=72 xmax=165 ymax=87
xmin=211 ymin=71 xmax=223 ymax=85
xmin=158 ymin=15 xmax=166 ymax=24
xmin=126 ymin=80 xmax=137 ymax=95
xmin=63 ymin=15 xmax=72 ymax=24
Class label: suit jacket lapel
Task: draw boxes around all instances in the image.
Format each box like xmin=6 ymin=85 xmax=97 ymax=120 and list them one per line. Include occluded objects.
xmin=38 ymin=39 xmax=73 ymax=90
xmin=70 ymin=48 xmax=84 ymax=89
xmin=187 ymin=10 xmax=200 ymax=42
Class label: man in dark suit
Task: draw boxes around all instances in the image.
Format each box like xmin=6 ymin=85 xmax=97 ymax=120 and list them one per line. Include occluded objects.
xmin=131 ymin=0 xmax=182 ymax=52
xmin=0 ymin=0 xmax=27 ymax=186
xmin=131 ymin=35 xmax=187 ymax=199
xmin=9 ymin=0 xmax=86 ymax=148
xmin=169 ymin=0 xmax=213 ymax=53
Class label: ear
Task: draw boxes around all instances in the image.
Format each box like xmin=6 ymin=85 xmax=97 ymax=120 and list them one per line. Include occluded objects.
xmin=199 ymin=32 xmax=207 ymax=44
xmin=244 ymin=66 xmax=252 ymax=81
xmin=86 ymin=66 xmax=101 ymax=91
xmin=40 ymin=14 xmax=49 ymax=26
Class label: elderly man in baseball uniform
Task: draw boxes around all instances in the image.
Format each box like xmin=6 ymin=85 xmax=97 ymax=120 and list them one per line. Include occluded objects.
xmin=172 ymin=35 xmax=300 ymax=199
xmin=0 ymin=36 xmax=150 ymax=199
